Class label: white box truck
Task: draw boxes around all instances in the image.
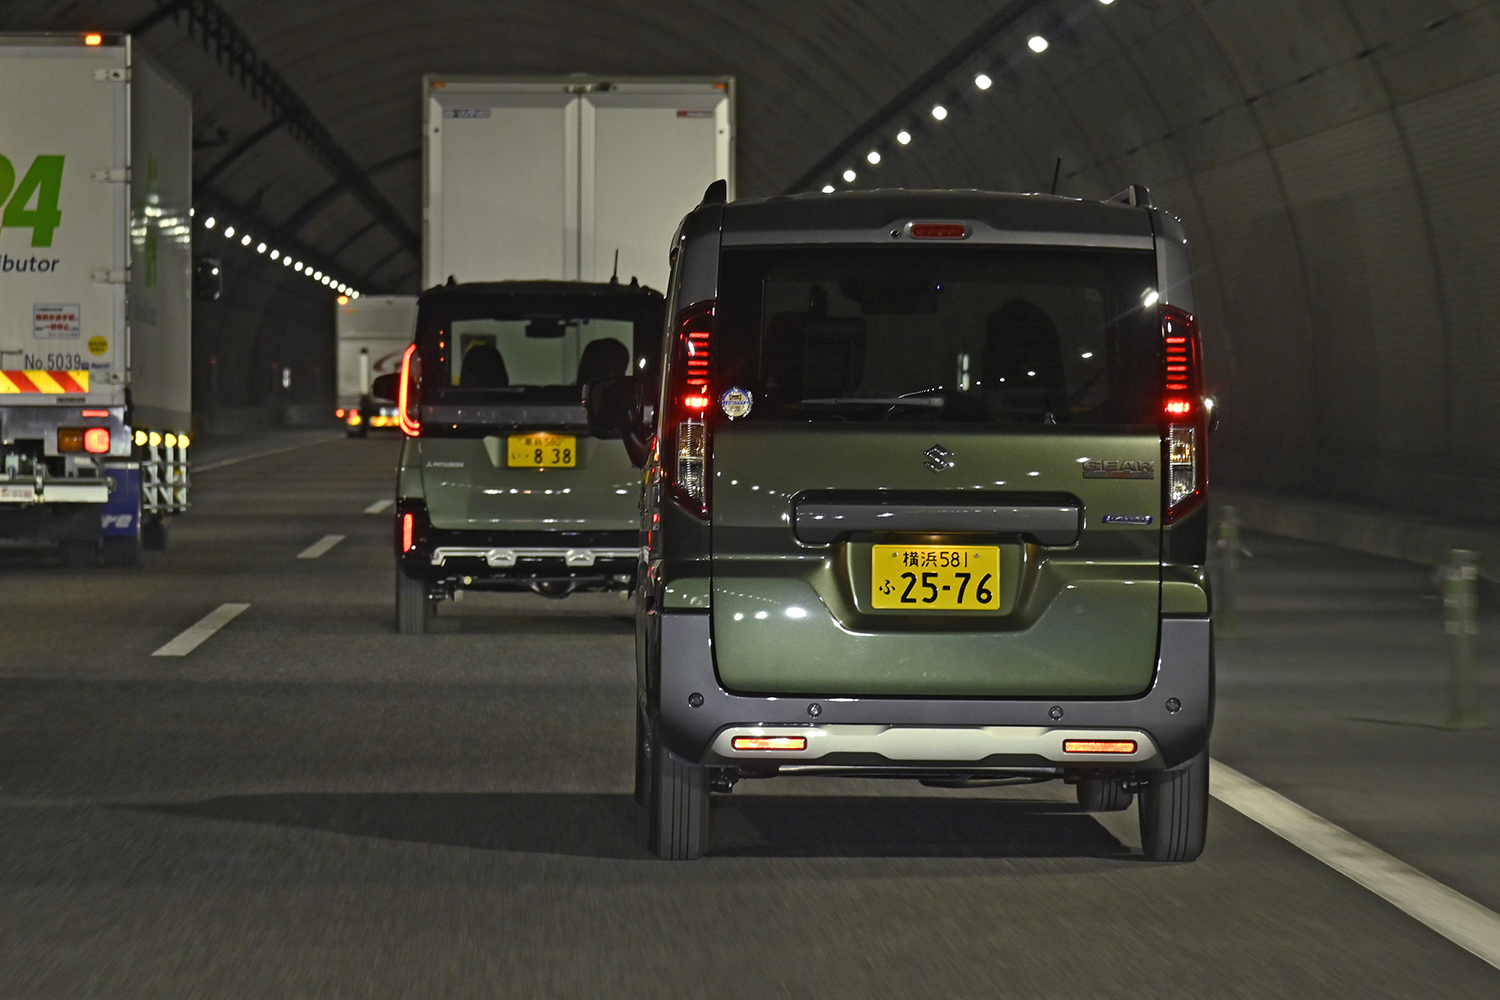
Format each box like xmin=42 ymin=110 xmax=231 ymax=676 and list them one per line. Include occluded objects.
xmin=422 ymin=75 xmax=734 ymax=290
xmin=0 ymin=33 xmax=192 ymax=565
xmin=335 ymin=294 xmax=417 ymax=435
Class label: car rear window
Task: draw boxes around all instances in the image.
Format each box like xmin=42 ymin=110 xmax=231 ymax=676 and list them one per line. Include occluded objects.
xmin=416 ymin=293 xmax=662 ymax=406
xmin=714 ymin=246 xmax=1161 ymax=426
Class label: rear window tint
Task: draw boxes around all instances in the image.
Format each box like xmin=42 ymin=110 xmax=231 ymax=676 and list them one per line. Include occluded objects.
xmin=715 ymin=247 xmax=1160 ymax=426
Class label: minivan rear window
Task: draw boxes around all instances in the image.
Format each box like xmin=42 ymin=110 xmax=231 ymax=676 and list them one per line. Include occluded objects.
xmin=714 ymin=247 xmax=1160 ymax=426
xmin=415 ymin=292 xmax=663 ymax=407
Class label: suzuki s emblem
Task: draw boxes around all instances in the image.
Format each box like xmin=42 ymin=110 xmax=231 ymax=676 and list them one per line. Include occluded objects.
xmin=923 ymin=443 xmax=955 ymax=473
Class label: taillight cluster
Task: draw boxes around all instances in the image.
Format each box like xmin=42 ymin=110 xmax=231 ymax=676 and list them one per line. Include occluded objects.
xmin=1161 ymin=305 xmax=1206 ymax=523
xmin=665 ymin=300 xmax=715 ymax=517
xmin=58 ymin=426 xmax=111 ymax=454
xmin=398 ymin=343 xmax=421 ymax=436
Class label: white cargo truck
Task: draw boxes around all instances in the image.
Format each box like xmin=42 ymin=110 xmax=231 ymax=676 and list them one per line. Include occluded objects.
xmin=0 ymin=33 xmax=192 ymax=565
xmin=335 ymin=294 xmax=417 ymax=435
xmin=422 ymin=75 xmax=734 ymax=290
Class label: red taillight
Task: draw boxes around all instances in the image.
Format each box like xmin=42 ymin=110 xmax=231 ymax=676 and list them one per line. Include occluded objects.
xmin=335 ymin=408 xmax=346 ymax=418
xmin=909 ymin=222 xmax=968 ymax=239
xmin=397 ymin=343 xmax=421 ymax=436
xmin=401 ymin=512 xmax=414 ymax=552
xmin=81 ymin=409 xmax=109 ymax=418
xmin=732 ymin=735 xmax=808 ymax=751
xmin=665 ymin=300 xmax=715 ymax=518
xmin=1161 ymin=305 xmax=1206 ymax=524
xmin=83 ymin=427 xmax=110 ymax=454
xmin=1063 ymin=740 xmax=1137 ymax=755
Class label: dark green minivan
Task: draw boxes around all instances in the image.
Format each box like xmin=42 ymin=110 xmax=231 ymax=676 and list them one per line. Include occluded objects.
xmin=590 ymin=185 xmax=1214 ymax=861
xmin=394 ymin=280 xmax=662 ymax=632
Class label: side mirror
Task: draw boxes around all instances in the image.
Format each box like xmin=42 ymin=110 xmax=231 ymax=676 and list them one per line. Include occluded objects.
xmin=370 ymin=373 xmax=400 ymax=403
xmin=585 ymin=375 xmax=651 ymax=467
xmin=194 ymin=257 xmax=222 ymax=301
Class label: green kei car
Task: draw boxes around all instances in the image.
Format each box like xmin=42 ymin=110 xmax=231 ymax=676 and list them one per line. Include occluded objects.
xmin=588 ymin=184 xmax=1215 ymax=861
xmin=394 ymin=280 xmax=663 ymax=632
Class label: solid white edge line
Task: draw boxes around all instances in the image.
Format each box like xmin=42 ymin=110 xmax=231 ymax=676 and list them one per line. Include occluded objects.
xmin=1211 ymin=760 xmax=1500 ymax=970
xmin=297 ymin=536 xmax=346 ymax=560
xmin=151 ymin=603 xmax=250 ymax=657
xmin=364 ymin=498 xmax=394 ymax=514
xmin=297 ymin=534 xmax=346 ymax=559
xmin=192 ymin=434 xmax=344 ymax=473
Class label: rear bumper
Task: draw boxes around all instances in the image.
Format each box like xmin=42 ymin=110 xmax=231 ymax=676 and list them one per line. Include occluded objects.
xmin=656 ymin=614 xmax=1213 ymax=770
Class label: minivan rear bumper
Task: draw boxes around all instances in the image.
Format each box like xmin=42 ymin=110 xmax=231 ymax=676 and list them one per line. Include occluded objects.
xmin=656 ymin=614 xmax=1212 ymax=770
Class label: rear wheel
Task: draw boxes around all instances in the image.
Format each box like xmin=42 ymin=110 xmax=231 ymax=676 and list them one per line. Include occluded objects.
xmin=647 ymin=721 xmax=710 ymax=860
xmin=101 ymin=535 xmax=139 ymax=568
xmin=141 ymin=516 xmax=168 ymax=551
xmin=396 ymin=569 xmax=432 ymax=634
xmin=58 ymin=538 xmax=96 ymax=568
xmin=1076 ymin=775 xmax=1133 ymax=812
xmin=1139 ymin=751 xmax=1209 ymax=861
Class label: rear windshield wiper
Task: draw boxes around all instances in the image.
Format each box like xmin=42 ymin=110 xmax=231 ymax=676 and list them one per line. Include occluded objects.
xmin=799 ymin=396 xmax=945 ymax=408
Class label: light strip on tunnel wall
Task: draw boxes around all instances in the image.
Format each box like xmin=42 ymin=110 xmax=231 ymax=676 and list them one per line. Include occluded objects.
xmin=817 ymin=0 xmax=1116 ymax=193
xmin=199 ymin=213 xmax=360 ymax=298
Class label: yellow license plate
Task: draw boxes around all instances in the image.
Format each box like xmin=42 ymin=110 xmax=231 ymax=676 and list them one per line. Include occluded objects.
xmin=871 ymin=544 xmax=1000 ymax=610
xmin=507 ymin=433 xmax=576 ymax=468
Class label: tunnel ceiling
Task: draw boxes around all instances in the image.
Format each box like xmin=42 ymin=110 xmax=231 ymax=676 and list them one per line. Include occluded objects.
xmin=4 ymin=0 xmax=1499 ymax=518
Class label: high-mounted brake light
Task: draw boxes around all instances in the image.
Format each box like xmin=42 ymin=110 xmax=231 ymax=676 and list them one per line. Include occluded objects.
xmin=1063 ymin=740 xmax=1137 ymax=755
xmin=909 ymin=222 xmax=968 ymax=239
xmin=401 ymin=512 xmax=415 ymax=553
xmin=665 ymin=300 xmax=716 ymax=517
xmin=83 ymin=33 xmax=102 ymax=46
xmin=1161 ymin=305 xmax=1207 ymax=524
xmin=732 ymin=736 xmax=808 ymax=751
xmin=397 ymin=343 xmax=421 ymax=436
xmin=83 ymin=427 xmax=110 ymax=454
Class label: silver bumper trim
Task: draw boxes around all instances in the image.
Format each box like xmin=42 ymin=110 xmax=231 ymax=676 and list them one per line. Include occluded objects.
xmin=708 ymin=724 xmax=1160 ymax=764
xmin=429 ymin=545 xmax=639 ymax=568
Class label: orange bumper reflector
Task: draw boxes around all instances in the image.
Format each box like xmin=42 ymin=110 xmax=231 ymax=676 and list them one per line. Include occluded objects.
xmin=732 ymin=735 xmax=807 ymax=752
xmin=83 ymin=427 xmax=110 ymax=453
xmin=401 ymin=512 xmax=414 ymax=552
xmin=1063 ymin=740 xmax=1137 ymax=754
xmin=58 ymin=427 xmax=84 ymax=452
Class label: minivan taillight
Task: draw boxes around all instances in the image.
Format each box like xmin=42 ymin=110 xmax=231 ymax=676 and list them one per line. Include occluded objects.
xmin=664 ymin=300 xmax=715 ymax=517
xmin=398 ymin=343 xmax=421 ymax=436
xmin=1162 ymin=305 xmax=1206 ymax=524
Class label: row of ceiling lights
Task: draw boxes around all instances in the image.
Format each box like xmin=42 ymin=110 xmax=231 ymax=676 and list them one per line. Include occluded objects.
xmin=200 ymin=215 xmax=360 ymax=299
xmin=821 ymin=0 xmax=1117 ymax=192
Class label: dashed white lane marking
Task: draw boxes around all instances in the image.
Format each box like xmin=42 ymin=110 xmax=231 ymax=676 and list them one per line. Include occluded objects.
xmin=297 ymin=534 xmax=346 ymax=559
xmin=1212 ymin=761 xmax=1500 ymax=970
xmin=364 ymin=498 xmax=394 ymax=514
xmin=151 ymin=603 xmax=250 ymax=657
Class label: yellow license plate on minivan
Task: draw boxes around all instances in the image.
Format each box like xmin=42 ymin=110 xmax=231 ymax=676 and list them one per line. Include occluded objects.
xmin=871 ymin=545 xmax=1000 ymax=610
xmin=507 ymin=433 xmax=576 ymax=468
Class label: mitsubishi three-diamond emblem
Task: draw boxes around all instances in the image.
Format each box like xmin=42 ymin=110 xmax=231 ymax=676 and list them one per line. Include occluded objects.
xmin=923 ymin=443 xmax=955 ymax=473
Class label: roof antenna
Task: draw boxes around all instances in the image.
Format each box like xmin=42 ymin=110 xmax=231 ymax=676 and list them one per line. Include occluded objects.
xmin=1049 ymin=156 xmax=1062 ymax=195
xmin=609 ymin=250 xmax=619 ymax=285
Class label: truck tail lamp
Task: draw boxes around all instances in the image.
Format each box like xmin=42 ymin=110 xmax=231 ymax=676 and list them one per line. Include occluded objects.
xmin=1161 ymin=305 xmax=1206 ymax=524
xmin=665 ymin=300 xmax=715 ymax=518
xmin=398 ymin=343 xmax=421 ymax=436
xmin=83 ymin=427 xmax=110 ymax=453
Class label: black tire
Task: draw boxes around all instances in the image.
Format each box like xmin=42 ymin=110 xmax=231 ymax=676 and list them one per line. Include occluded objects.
xmin=1139 ymin=751 xmax=1209 ymax=862
xmin=647 ymin=721 xmax=710 ymax=860
xmin=58 ymin=538 xmax=96 ymax=568
xmin=1076 ymin=775 xmax=1134 ymax=812
xmin=141 ymin=517 xmax=168 ymax=551
xmin=633 ymin=709 xmax=652 ymax=807
xmin=101 ymin=535 xmax=140 ymax=568
xmin=396 ymin=569 xmax=432 ymax=634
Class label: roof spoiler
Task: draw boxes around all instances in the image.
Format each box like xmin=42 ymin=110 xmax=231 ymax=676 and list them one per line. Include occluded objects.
xmin=1109 ymin=184 xmax=1154 ymax=208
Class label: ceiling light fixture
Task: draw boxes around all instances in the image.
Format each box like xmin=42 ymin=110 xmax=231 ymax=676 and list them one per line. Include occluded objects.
xmin=1028 ymin=35 xmax=1049 ymax=53
xmin=931 ymin=104 xmax=948 ymax=121
xmin=896 ymin=130 xmax=912 ymax=145
xmin=866 ymin=150 xmax=881 ymax=165
xmin=974 ymin=73 xmax=993 ymax=90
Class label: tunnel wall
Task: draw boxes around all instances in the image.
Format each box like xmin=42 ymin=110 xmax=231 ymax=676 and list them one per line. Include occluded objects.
xmin=887 ymin=0 xmax=1500 ymax=523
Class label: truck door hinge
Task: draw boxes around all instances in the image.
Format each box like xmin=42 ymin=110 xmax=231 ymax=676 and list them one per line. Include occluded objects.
xmin=93 ymin=68 xmax=128 ymax=82
xmin=92 ymin=168 xmax=129 ymax=183
xmin=92 ymin=269 xmax=129 ymax=285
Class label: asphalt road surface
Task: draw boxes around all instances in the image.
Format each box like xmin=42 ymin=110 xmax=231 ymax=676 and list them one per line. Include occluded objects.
xmin=2 ymin=434 xmax=1497 ymax=998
